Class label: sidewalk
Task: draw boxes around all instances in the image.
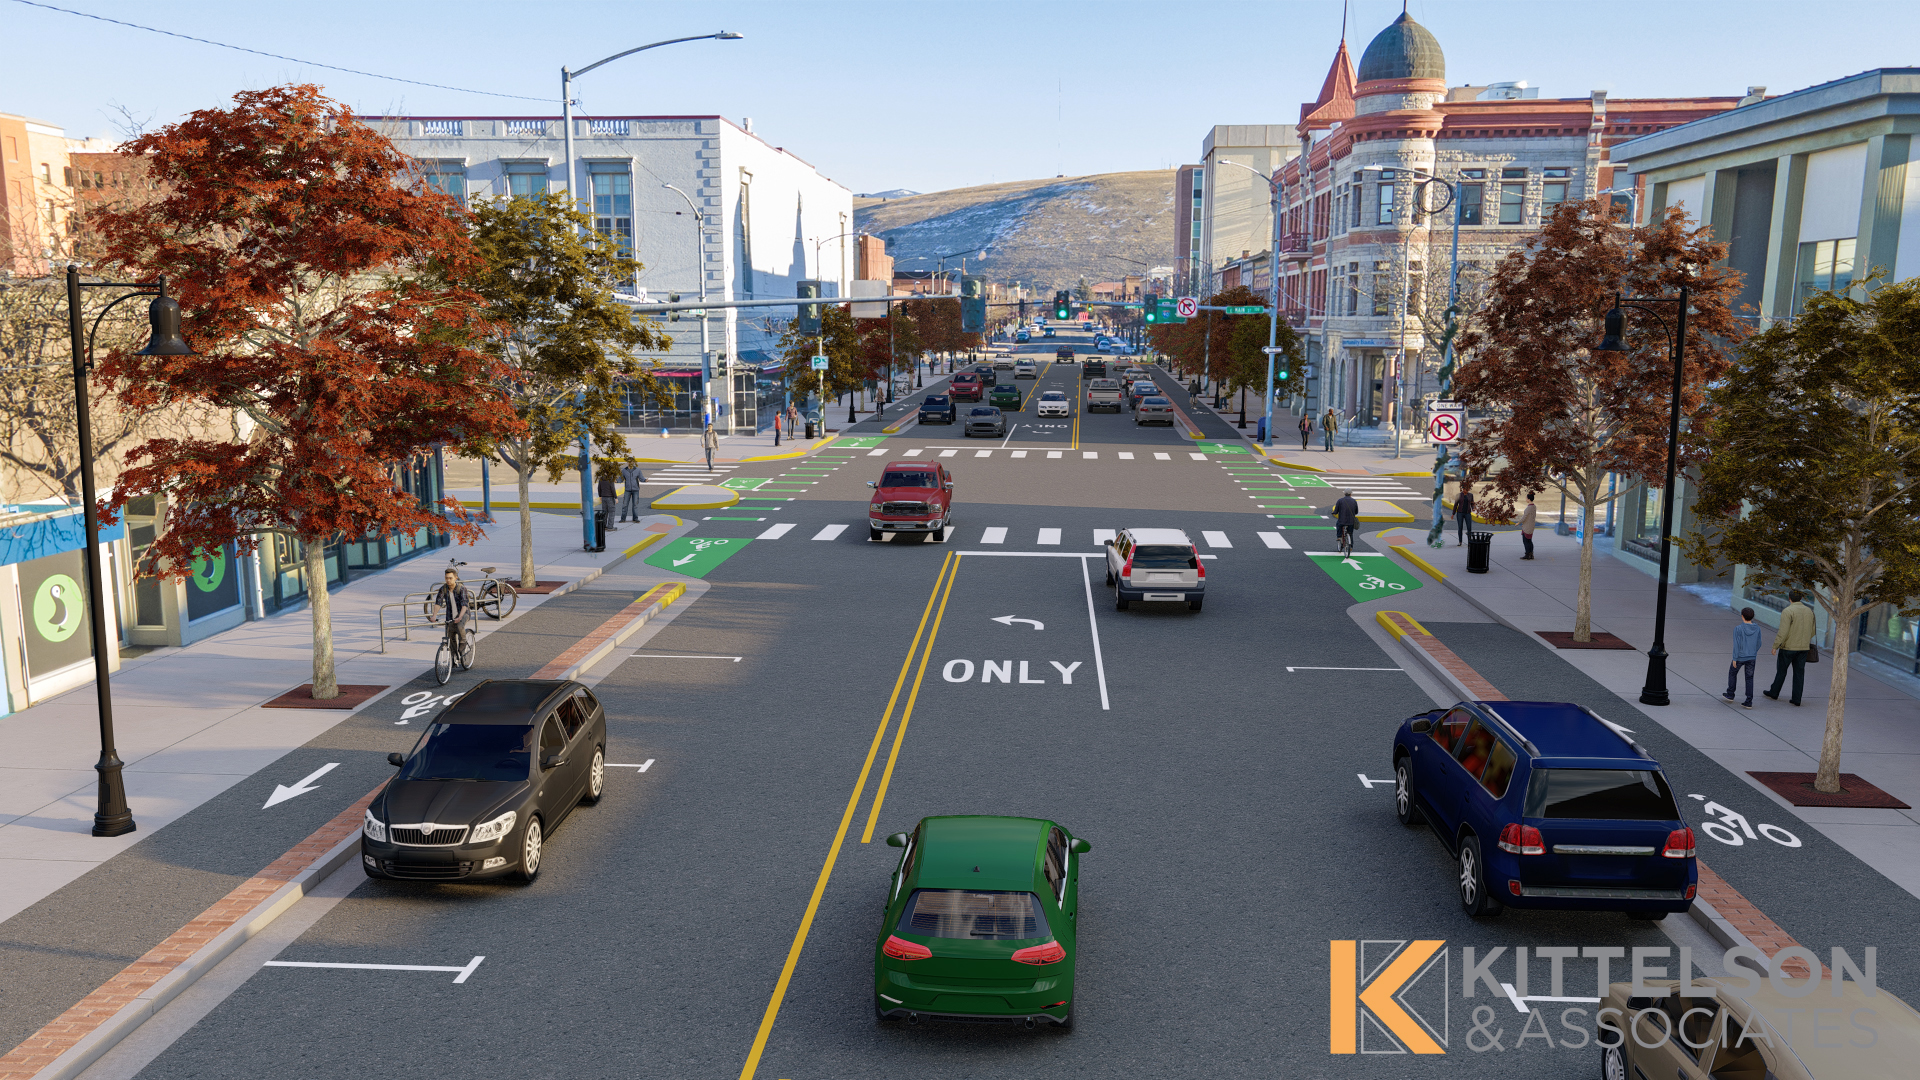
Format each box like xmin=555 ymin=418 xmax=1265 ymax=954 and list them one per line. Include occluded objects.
xmin=1192 ymin=401 xmax=1440 ymax=476
xmin=0 ymin=508 xmax=695 ymax=926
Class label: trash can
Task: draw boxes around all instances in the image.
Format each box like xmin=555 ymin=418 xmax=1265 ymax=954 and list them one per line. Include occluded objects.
xmin=588 ymin=508 xmax=607 ymax=553
xmin=805 ymin=419 xmax=817 ymax=439
xmin=1466 ymin=531 xmax=1493 ymax=574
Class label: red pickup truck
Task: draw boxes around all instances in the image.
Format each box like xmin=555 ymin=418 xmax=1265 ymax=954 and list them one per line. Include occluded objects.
xmin=867 ymin=460 xmax=954 ymax=542
xmin=949 ymin=373 xmax=983 ymax=402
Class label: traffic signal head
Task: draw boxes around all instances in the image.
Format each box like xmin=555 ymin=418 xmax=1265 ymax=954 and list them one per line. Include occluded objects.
xmin=668 ymin=292 xmax=681 ymax=322
xmin=1143 ymin=295 xmax=1158 ymax=324
xmin=1053 ymin=291 xmax=1071 ymax=320
xmin=796 ymin=280 xmax=822 ymax=334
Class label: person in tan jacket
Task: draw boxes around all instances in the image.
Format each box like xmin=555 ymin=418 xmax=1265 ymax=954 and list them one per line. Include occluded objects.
xmin=1764 ymin=590 xmax=1817 ymax=705
xmin=1519 ymin=491 xmax=1538 ymax=559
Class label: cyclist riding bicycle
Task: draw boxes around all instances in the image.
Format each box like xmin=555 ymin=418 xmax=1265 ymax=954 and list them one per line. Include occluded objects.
xmin=429 ymin=568 xmax=470 ymax=654
xmin=1331 ymin=489 xmax=1360 ymax=552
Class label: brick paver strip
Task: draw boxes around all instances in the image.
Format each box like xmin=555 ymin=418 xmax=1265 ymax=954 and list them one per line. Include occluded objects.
xmin=1380 ymin=612 xmax=1507 ymax=701
xmin=530 ymin=583 xmax=681 ymax=681
xmin=0 ymin=785 xmax=385 ymax=1080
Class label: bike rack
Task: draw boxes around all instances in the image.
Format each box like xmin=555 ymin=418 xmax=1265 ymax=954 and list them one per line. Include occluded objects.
xmin=376 ymin=590 xmax=444 ymax=653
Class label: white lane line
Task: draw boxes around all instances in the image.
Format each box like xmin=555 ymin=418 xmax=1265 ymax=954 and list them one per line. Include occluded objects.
xmin=1093 ymin=528 xmax=1116 ymax=546
xmin=704 ymin=516 xmax=765 ymax=521
xmin=1154 ymin=453 xmax=1171 ymax=460
xmin=1082 ymin=451 xmax=1098 ymax=459
xmin=1011 ymin=450 xmax=1028 ymax=458
xmin=1302 ymin=550 xmax=1386 ymax=557
xmin=1047 ymin=450 xmax=1063 ymax=459
xmin=981 ymin=527 xmax=1009 ymax=544
xmin=812 ymin=524 xmax=848 ymax=541
xmin=1285 ymin=666 xmax=1405 ymax=672
xmin=265 ymin=956 xmax=487 ymax=984
xmin=1037 ymin=528 xmax=1062 ymax=545
xmin=1188 ymin=452 xmax=1207 ymax=460
xmin=1202 ymin=531 xmax=1232 ymax=548
xmin=904 ymin=448 xmax=924 ymax=456
xmin=1118 ymin=452 xmax=1135 ymax=460
xmin=1257 ymin=531 xmax=1291 ymax=549
xmin=757 ymin=523 xmax=795 ymax=539
xmin=606 ymin=759 xmax=657 ymax=769
xmin=1079 ymin=558 xmax=1111 ymax=711
xmin=939 ymin=449 xmax=958 ymax=457
xmin=867 ymin=448 xmax=887 ymax=456
xmin=975 ymin=449 xmax=992 ymax=457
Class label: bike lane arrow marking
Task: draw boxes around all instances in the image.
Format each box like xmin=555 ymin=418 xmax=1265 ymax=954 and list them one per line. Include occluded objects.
xmin=644 ymin=537 xmax=752 ymax=578
xmin=1301 ymin=550 xmax=1424 ymax=601
xmin=264 ymin=762 xmax=340 ymax=808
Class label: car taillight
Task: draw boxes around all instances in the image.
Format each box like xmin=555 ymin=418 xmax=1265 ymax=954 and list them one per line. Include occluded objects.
xmin=1684 ymin=884 xmax=1697 ymax=900
xmin=1663 ymin=828 xmax=1695 ymax=859
xmin=1497 ymin=823 xmax=1544 ymax=855
xmin=1120 ymin=557 xmax=1132 ymax=579
xmin=882 ymin=935 xmax=931 ymax=961
xmin=1509 ymin=879 xmax=1522 ymax=896
xmin=1011 ymin=940 xmax=1065 ymax=966
xmin=1192 ymin=547 xmax=1205 ymax=578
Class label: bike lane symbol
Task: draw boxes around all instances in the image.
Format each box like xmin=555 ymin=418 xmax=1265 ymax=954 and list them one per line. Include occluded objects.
xmin=1303 ymin=551 xmax=1424 ymax=602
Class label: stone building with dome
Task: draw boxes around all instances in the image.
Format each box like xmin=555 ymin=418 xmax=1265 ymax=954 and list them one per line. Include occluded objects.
xmin=1269 ymin=11 xmax=1743 ymax=439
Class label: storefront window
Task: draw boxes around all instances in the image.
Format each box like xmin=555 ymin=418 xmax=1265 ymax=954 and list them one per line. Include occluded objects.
xmin=1858 ymin=604 xmax=1920 ymax=672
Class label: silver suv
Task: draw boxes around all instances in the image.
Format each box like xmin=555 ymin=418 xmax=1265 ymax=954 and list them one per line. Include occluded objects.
xmin=1103 ymin=527 xmax=1205 ymax=612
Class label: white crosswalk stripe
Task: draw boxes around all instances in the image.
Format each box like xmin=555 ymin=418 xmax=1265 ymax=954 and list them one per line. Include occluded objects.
xmin=1189 ymin=452 xmax=1207 ymax=460
xmin=975 ymin=449 xmax=992 ymax=457
xmin=904 ymin=448 xmax=924 ymax=456
xmin=1154 ymin=453 xmax=1171 ymax=460
xmin=812 ymin=524 xmax=847 ymax=541
xmin=1037 ymin=528 xmax=1061 ymax=545
xmin=1118 ymin=452 xmax=1134 ymax=459
xmin=757 ymin=523 xmax=795 ymax=539
xmin=981 ymin=527 xmax=1008 ymax=544
xmin=1048 ymin=451 xmax=1063 ymax=458
xmin=1202 ymin=531 xmax=1232 ymax=548
xmin=867 ymin=448 xmax=887 ymax=456
xmin=1258 ymin=531 xmax=1290 ymax=549
xmin=740 ymin=522 xmax=1311 ymax=552
xmin=939 ymin=449 xmax=957 ymax=457
xmin=1093 ymin=529 xmax=1116 ymax=546
xmin=1082 ymin=451 xmax=1097 ymax=459
xmin=1012 ymin=450 xmax=1027 ymax=458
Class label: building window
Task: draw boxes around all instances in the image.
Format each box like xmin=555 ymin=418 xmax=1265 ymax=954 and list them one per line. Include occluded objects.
xmin=1408 ymin=261 xmax=1424 ymax=317
xmin=40 ymin=162 xmax=51 ymax=182
xmin=1347 ymin=261 xmax=1360 ymax=316
xmin=590 ymin=165 xmax=632 ymax=255
xmin=1542 ymin=168 xmax=1570 ymax=217
xmin=505 ymin=163 xmax=548 ymax=198
xmin=1459 ymin=183 xmax=1484 ymax=226
xmin=1351 ymin=185 xmax=1363 ymax=228
xmin=1501 ymin=167 xmax=1527 ymax=180
xmin=1371 ymin=261 xmax=1390 ymax=316
xmin=1377 ymin=183 xmax=1395 ymax=226
xmin=737 ymin=172 xmax=754 ymax=298
xmin=1499 ymin=182 xmax=1525 ymax=225
xmin=419 ymin=161 xmax=467 ymax=208
xmin=1795 ymin=237 xmax=1857 ymax=313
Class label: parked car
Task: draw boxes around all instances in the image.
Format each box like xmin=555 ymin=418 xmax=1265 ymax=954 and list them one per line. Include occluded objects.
xmin=875 ymin=816 xmax=1089 ymax=1029
xmin=965 ymin=406 xmax=1007 ymax=437
xmin=867 ymin=460 xmax=953 ymax=542
xmin=1391 ymin=700 xmax=1697 ymax=918
xmin=1081 ymin=359 xmax=1107 ymax=379
xmin=1134 ymin=396 xmax=1175 ymax=425
xmin=363 ymin=679 xmax=607 ymax=883
xmin=1036 ymin=391 xmax=1070 ymax=418
xmin=1014 ymin=360 xmax=1037 ymax=378
xmin=1103 ymin=527 xmax=1204 ymax=611
xmin=918 ymin=393 xmax=956 ymax=425
xmin=949 ymin=374 xmax=983 ymax=402
xmin=989 ymin=383 xmax=1022 ymax=410
xmin=1085 ymin=379 xmax=1123 ymax=413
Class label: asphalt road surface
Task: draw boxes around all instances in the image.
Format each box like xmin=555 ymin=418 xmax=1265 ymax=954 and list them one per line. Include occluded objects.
xmin=40 ymin=324 xmax=1920 ymax=1080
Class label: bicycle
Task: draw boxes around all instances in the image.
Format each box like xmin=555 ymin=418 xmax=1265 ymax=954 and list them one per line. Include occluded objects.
xmin=433 ymin=608 xmax=476 ymax=685
xmin=1336 ymin=521 xmax=1356 ymax=558
xmin=445 ymin=559 xmax=518 ymax=620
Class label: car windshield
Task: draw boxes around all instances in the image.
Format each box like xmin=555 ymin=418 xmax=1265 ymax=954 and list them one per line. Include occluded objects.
xmin=1525 ymin=769 xmax=1680 ymax=820
xmin=880 ymin=470 xmax=936 ymax=488
xmin=1042 ymin=392 xmax=1066 ymax=400
xmin=922 ymin=395 xmax=948 ymax=406
xmin=970 ymin=407 xmax=998 ymax=416
xmin=1130 ymin=543 xmax=1194 ymax=569
xmin=1143 ymin=397 xmax=1168 ymax=406
xmin=400 ymin=723 xmax=531 ymax=782
xmin=897 ymin=890 xmax=1049 ymax=940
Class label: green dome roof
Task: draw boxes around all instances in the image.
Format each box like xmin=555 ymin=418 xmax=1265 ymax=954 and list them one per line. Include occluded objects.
xmin=1357 ymin=12 xmax=1445 ymax=83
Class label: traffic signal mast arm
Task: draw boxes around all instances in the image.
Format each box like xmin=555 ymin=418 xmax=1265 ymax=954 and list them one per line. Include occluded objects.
xmin=628 ymin=293 xmax=960 ymax=314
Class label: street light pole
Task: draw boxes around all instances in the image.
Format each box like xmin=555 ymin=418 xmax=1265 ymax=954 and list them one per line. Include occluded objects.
xmin=663 ymin=184 xmax=716 ymax=434
xmin=64 ymin=266 xmax=196 ymax=837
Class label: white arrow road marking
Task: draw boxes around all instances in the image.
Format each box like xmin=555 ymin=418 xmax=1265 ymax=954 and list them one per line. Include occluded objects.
xmin=673 ymin=553 xmax=698 ymax=566
xmin=606 ymin=759 xmax=655 ymax=771
xmin=265 ymin=956 xmax=486 ymax=984
xmin=1357 ymin=774 xmax=1393 ymax=788
xmin=264 ymin=762 xmax=340 ymax=808
xmin=991 ymin=616 xmax=1045 ymax=630
xmin=1342 ymin=558 xmax=1364 ymax=570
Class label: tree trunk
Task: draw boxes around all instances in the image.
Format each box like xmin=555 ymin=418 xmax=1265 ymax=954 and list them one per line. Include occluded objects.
xmin=1815 ymin=586 xmax=1854 ymax=794
xmin=518 ymin=467 xmax=536 ymax=589
xmin=304 ymin=538 xmax=337 ymax=699
xmin=1574 ymin=498 xmax=1595 ymax=642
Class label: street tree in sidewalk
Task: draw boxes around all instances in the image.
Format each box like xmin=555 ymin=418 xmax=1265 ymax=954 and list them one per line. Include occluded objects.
xmin=904 ymin=298 xmax=976 ymax=368
xmin=1453 ymin=200 xmax=1744 ymax=641
xmin=779 ymin=304 xmax=863 ymax=407
xmin=89 ymin=84 xmax=523 ymax=699
xmin=857 ymin=304 xmax=922 ymax=396
xmin=1680 ymin=276 xmax=1920 ymax=793
xmin=463 ymin=191 xmax=668 ymax=589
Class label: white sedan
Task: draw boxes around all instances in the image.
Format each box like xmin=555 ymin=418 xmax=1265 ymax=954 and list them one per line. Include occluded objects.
xmin=1036 ymin=391 xmax=1070 ymax=417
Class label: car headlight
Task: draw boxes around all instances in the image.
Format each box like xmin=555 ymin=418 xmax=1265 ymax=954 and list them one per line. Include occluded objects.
xmin=469 ymin=810 xmax=517 ymax=844
xmin=871 ymin=503 xmax=883 ymax=510
xmin=362 ymin=810 xmax=386 ymax=843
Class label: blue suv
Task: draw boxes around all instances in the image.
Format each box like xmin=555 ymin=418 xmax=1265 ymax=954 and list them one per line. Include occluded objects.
xmin=918 ymin=394 xmax=956 ymax=425
xmin=1391 ymin=701 xmax=1697 ymax=919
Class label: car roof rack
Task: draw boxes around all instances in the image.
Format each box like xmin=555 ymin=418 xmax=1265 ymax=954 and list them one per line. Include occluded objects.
xmin=1474 ymin=703 xmax=1540 ymax=757
xmin=1579 ymin=705 xmax=1654 ymax=760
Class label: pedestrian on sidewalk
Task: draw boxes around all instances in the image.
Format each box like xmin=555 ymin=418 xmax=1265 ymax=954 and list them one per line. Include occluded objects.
xmin=1725 ymin=607 xmax=1762 ymax=707
xmin=1764 ymin=590 xmax=1817 ymax=705
xmin=617 ymin=457 xmax=645 ymax=522
xmin=1322 ymin=407 xmax=1338 ymax=452
xmin=1453 ymin=482 xmax=1476 ymax=546
xmin=1519 ymin=492 xmax=1537 ymax=559
xmin=701 ymin=424 xmax=720 ymax=471
xmin=773 ymin=410 xmax=782 ymax=447
xmin=1298 ymin=414 xmax=1312 ymax=451
xmin=596 ymin=471 xmax=618 ymax=532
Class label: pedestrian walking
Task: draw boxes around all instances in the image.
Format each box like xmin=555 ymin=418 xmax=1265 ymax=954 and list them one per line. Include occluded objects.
xmin=1298 ymin=414 xmax=1312 ymax=451
xmin=1519 ymin=491 xmax=1537 ymax=559
xmin=1453 ymin=482 xmax=1476 ymax=546
xmin=596 ymin=471 xmax=618 ymax=532
xmin=701 ymin=424 xmax=720 ymax=471
xmin=1764 ymin=590 xmax=1817 ymax=705
xmin=1725 ymin=607 xmax=1762 ymax=708
xmin=617 ymin=457 xmax=645 ymax=522
xmin=773 ymin=410 xmax=782 ymax=447
xmin=1321 ymin=408 xmax=1338 ymax=452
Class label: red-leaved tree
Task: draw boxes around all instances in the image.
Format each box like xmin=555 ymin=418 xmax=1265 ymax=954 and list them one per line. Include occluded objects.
xmin=1453 ymin=200 xmax=1744 ymax=640
xmin=90 ymin=85 xmax=524 ymax=698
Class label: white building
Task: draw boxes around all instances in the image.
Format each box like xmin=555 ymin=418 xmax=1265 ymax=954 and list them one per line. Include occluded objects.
xmin=377 ymin=114 xmax=854 ymax=432
xmin=1195 ymin=125 xmax=1300 ymax=295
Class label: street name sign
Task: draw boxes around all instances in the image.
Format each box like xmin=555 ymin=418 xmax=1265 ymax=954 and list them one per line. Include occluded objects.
xmin=1223 ymin=305 xmax=1267 ymax=315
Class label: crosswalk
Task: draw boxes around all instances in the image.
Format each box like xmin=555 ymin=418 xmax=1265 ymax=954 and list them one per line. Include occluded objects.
xmin=744 ymin=523 xmax=1301 ymax=550
xmin=1332 ymin=478 xmax=1429 ymax=500
xmin=893 ymin=448 xmax=1208 ymax=461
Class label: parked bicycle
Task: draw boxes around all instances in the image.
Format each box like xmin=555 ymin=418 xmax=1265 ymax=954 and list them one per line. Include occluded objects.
xmin=442 ymin=559 xmax=519 ymax=620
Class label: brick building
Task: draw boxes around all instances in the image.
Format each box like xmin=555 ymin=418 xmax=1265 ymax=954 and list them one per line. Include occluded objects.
xmin=0 ymin=113 xmax=115 ymax=276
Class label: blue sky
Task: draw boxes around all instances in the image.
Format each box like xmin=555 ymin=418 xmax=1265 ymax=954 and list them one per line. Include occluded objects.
xmin=4 ymin=0 xmax=1910 ymax=193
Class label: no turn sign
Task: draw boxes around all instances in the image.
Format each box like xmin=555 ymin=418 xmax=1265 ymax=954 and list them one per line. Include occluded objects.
xmin=1175 ymin=296 xmax=1199 ymax=318
xmin=1428 ymin=401 xmax=1464 ymax=444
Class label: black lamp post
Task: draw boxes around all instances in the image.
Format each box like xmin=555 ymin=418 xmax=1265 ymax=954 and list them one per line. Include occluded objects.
xmin=64 ymin=265 xmax=196 ymax=836
xmin=1594 ymin=285 xmax=1689 ymax=707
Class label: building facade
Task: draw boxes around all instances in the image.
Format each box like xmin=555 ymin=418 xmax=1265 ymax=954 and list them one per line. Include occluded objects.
xmin=378 ymin=114 xmax=854 ymax=434
xmin=1196 ymin=126 xmax=1299 ymax=296
xmin=0 ymin=112 xmax=115 ymax=276
xmin=1277 ymin=14 xmax=1741 ymax=435
xmin=1173 ymin=164 xmax=1202 ymax=296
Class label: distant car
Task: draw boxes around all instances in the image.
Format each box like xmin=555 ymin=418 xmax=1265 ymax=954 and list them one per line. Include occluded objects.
xmin=1015 ymin=331 xmax=1030 ymax=343
xmin=993 ymin=357 xmax=1015 ymax=370
xmin=918 ymin=393 xmax=956 ymax=425
xmin=1127 ymin=380 xmax=1159 ymax=410
xmin=1081 ymin=360 xmax=1107 ymax=380
xmin=1085 ymin=378 xmax=1123 ymax=412
xmin=1391 ymin=701 xmax=1698 ymax=918
xmin=875 ymin=816 xmax=1090 ymax=1029
xmin=1055 ymin=347 xmax=1075 ymax=363
xmin=1103 ymin=527 xmax=1204 ymax=612
xmin=949 ymin=374 xmax=983 ymax=402
xmin=1134 ymin=396 xmax=1174 ymax=425
xmin=989 ymin=383 xmax=1022 ymax=410
xmin=363 ymin=679 xmax=606 ymax=883
xmin=1014 ymin=360 xmax=1037 ymax=378
xmin=1096 ymin=340 xmax=1115 ymax=353
xmin=867 ymin=460 xmax=953 ymax=542
xmin=965 ymin=406 xmax=1007 ymax=437
xmin=1043 ymin=326 xmax=1056 ymax=337
xmin=968 ymin=363 xmax=998 ymax=387
xmin=1036 ymin=391 xmax=1070 ymax=418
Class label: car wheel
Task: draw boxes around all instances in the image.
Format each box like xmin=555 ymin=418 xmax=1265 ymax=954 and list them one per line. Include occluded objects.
xmin=869 ymin=527 xmax=884 ymax=543
xmin=1188 ymin=598 xmax=1203 ymax=612
xmin=875 ymin=995 xmax=890 ymax=1023
xmin=1458 ymin=836 xmax=1503 ymax=916
xmin=1104 ymin=566 xmax=1114 ymax=585
xmin=1394 ymin=759 xmax=1419 ymax=826
xmin=582 ymin=748 xmax=604 ymax=805
xmin=1056 ymin=1007 xmax=1074 ymax=1033
xmin=1601 ymin=1045 xmax=1627 ymax=1080
xmin=1113 ymin=584 xmax=1128 ymax=611
xmin=516 ymin=815 xmax=544 ymax=884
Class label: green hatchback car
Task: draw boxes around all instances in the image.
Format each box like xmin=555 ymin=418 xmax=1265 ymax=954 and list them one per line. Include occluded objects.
xmin=988 ymin=383 xmax=1022 ymax=410
xmin=874 ymin=816 xmax=1089 ymax=1030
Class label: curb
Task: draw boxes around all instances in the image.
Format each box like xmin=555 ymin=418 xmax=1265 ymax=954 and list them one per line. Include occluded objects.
xmin=532 ymin=582 xmax=688 ymax=682
xmin=1389 ymin=545 xmax=1446 ymax=581
xmin=1375 ymin=610 xmax=1506 ymax=703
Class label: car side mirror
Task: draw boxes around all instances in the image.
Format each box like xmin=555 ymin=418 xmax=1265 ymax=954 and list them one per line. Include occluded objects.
xmin=944 ymin=482 xmax=953 ymax=491
xmin=1069 ymin=838 xmax=1092 ymax=854
xmin=387 ymin=752 xmax=405 ymax=767
xmin=541 ymin=753 xmax=567 ymax=770
xmin=1104 ymin=538 xmax=1114 ymax=546
xmin=867 ymin=481 xmax=877 ymax=488
xmin=885 ymin=832 xmax=911 ymax=848
xmin=1410 ymin=719 xmax=1432 ymax=734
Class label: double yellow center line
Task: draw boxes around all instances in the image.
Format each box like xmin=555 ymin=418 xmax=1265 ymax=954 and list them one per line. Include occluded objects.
xmin=736 ymin=551 xmax=963 ymax=1080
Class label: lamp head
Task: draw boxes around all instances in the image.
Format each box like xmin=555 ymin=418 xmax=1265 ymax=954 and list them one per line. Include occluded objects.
xmin=1594 ymin=305 xmax=1626 ymax=354
xmin=136 ymin=294 xmax=194 ymax=357
xmin=716 ymin=31 xmax=744 ymax=39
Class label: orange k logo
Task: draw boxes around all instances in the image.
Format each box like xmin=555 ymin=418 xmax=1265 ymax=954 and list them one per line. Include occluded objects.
xmin=1330 ymin=940 xmax=1447 ymax=1054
